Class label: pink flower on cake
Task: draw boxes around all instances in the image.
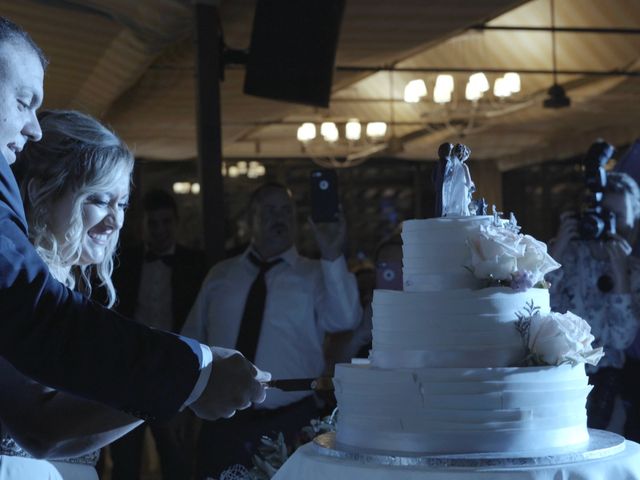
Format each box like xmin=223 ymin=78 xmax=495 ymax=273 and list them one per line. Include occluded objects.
xmin=468 ymin=224 xmax=525 ymax=281
xmin=527 ymin=311 xmax=604 ymax=366
xmin=518 ymin=235 xmax=561 ymax=285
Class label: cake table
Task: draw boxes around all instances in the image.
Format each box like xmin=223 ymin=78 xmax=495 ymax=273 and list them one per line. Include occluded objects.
xmin=273 ymin=430 xmax=640 ymax=480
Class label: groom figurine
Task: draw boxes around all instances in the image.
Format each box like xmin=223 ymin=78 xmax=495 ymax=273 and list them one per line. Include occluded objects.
xmin=0 ymin=17 xmax=266 ymax=428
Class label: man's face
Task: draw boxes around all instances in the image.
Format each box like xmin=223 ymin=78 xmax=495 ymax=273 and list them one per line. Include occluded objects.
xmin=145 ymin=207 xmax=178 ymax=254
xmin=250 ymin=188 xmax=295 ymax=256
xmin=0 ymin=42 xmax=43 ymax=165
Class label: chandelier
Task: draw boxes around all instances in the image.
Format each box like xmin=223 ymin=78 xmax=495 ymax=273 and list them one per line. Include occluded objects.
xmin=402 ymin=72 xmax=521 ymax=104
xmin=295 ymin=71 xmax=522 ymax=165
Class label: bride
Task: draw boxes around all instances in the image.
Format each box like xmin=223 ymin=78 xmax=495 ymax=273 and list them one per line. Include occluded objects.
xmin=442 ymin=143 xmax=475 ymax=217
xmin=0 ymin=110 xmax=142 ymax=479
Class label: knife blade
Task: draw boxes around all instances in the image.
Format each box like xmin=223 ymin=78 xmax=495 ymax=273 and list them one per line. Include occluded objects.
xmin=265 ymin=377 xmax=333 ymax=392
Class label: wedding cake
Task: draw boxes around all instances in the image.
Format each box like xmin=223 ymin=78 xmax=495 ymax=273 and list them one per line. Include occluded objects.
xmin=333 ymin=147 xmax=603 ymax=456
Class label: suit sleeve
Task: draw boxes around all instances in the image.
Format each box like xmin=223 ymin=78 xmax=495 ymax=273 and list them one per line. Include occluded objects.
xmin=0 ymin=218 xmax=201 ymax=421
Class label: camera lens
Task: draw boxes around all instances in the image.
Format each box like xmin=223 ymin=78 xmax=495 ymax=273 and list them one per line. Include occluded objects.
xmin=597 ymin=274 xmax=614 ymax=292
xmin=578 ymin=213 xmax=605 ymax=240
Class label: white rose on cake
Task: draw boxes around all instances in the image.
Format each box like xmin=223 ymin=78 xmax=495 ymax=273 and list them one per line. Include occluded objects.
xmin=467 ymin=224 xmax=525 ymax=280
xmin=517 ymin=235 xmax=561 ymax=285
xmin=467 ymin=223 xmax=561 ymax=288
xmin=527 ymin=311 xmax=604 ymax=366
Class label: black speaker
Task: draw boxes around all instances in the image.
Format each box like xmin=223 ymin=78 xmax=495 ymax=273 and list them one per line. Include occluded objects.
xmin=243 ymin=0 xmax=346 ymax=108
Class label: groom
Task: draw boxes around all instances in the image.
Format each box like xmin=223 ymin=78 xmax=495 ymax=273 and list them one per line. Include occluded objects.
xmin=0 ymin=17 xmax=267 ymax=424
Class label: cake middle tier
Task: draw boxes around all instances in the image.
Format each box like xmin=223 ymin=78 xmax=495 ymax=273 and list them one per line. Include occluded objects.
xmin=370 ymin=287 xmax=550 ymax=368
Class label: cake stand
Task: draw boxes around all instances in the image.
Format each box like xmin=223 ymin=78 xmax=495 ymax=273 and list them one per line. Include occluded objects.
xmin=272 ymin=429 xmax=640 ymax=480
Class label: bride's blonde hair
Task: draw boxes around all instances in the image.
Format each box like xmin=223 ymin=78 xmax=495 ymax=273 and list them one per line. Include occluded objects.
xmin=17 ymin=110 xmax=134 ymax=307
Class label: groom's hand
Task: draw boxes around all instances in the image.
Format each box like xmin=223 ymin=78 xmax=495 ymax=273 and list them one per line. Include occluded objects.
xmin=189 ymin=347 xmax=270 ymax=420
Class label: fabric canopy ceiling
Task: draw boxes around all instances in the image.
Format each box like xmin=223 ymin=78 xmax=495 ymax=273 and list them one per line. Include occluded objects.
xmin=4 ymin=0 xmax=640 ymax=169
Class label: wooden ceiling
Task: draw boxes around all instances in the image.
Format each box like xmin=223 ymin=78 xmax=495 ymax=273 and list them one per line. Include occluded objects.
xmin=4 ymin=0 xmax=640 ymax=169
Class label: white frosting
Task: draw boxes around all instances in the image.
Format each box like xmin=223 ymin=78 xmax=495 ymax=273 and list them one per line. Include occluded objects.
xmin=370 ymin=287 xmax=550 ymax=368
xmin=334 ymin=362 xmax=591 ymax=455
xmin=401 ymin=216 xmax=495 ymax=291
xmin=334 ymin=215 xmax=592 ymax=455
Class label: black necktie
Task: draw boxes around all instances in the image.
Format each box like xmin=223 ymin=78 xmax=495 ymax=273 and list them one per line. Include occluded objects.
xmin=144 ymin=251 xmax=174 ymax=267
xmin=236 ymin=253 xmax=282 ymax=363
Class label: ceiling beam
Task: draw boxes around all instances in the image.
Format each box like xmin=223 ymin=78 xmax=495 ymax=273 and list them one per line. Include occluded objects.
xmin=335 ymin=65 xmax=640 ymax=77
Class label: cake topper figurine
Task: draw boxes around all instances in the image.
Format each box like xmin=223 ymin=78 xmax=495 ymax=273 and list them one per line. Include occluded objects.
xmin=434 ymin=142 xmax=476 ymax=217
xmin=508 ymin=212 xmax=521 ymax=232
xmin=492 ymin=205 xmax=504 ymax=226
xmin=470 ymin=197 xmax=488 ymax=216
xmin=433 ymin=142 xmax=453 ymax=217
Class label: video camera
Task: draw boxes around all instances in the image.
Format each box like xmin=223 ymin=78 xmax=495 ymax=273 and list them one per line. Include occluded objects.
xmin=575 ymin=140 xmax=616 ymax=240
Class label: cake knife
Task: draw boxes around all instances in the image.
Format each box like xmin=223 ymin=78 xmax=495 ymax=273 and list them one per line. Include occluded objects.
xmin=264 ymin=377 xmax=334 ymax=392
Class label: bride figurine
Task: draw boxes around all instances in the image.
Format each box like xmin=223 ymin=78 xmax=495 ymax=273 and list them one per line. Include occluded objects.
xmin=442 ymin=143 xmax=475 ymax=217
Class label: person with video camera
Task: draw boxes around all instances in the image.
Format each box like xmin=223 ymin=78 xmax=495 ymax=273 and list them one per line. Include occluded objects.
xmin=548 ymin=141 xmax=640 ymax=430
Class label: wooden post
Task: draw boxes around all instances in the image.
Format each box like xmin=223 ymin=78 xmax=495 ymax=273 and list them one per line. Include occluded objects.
xmin=194 ymin=1 xmax=225 ymax=266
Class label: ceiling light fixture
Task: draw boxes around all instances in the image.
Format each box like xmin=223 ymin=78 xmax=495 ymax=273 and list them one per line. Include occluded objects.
xmin=543 ymin=0 xmax=570 ymax=108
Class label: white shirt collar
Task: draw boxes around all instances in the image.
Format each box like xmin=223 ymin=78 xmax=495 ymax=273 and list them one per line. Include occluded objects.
xmin=245 ymin=245 xmax=298 ymax=267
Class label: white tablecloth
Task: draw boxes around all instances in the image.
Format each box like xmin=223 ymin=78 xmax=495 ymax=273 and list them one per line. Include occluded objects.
xmin=273 ymin=440 xmax=640 ymax=480
xmin=0 ymin=456 xmax=98 ymax=480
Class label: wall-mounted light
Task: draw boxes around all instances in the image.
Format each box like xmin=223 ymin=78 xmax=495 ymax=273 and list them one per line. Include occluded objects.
xmin=222 ymin=161 xmax=266 ymax=179
xmin=172 ymin=182 xmax=191 ymax=195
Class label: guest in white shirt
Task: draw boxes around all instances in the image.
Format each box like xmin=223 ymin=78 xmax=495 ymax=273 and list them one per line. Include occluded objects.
xmin=182 ymin=182 xmax=361 ymax=477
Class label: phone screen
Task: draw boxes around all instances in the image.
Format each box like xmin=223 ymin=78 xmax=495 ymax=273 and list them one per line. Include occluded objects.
xmin=376 ymin=261 xmax=403 ymax=290
xmin=310 ymin=169 xmax=339 ymax=223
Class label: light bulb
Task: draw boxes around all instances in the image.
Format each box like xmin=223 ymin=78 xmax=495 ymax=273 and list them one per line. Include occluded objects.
xmin=366 ymin=122 xmax=387 ymax=139
xmin=404 ymin=79 xmax=427 ymax=103
xmin=345 ymin=119 xmax=362 ymax=141
xmin=465 ymin=81 xmax=482 ymax=101
xmin=435 ymin=74 xmax=454 ymax=93
xmin=469 ymin=72 xmax=489 ymax=93
xmin=320 ymin=122 xmax=339 ymax=142
xmin=504 ymin=72 xmax=521 ymax=93
xmin=433 ymin=84 xmax=453 ymax=104
xmin=172 ymin=182 xmax=191 ymax=194
xmin=296 ymin=122 xmax=316 ymax=142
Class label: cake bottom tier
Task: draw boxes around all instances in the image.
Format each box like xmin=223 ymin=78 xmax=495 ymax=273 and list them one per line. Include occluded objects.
xmin=333 ymin=363 xmax=592 ymax=455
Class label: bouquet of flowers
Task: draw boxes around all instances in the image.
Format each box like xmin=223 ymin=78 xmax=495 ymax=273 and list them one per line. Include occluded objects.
xmin=215 ymin=412 xmax=337 ymax=480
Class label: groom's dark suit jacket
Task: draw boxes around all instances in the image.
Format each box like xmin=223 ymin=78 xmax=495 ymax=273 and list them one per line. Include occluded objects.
xmin=0 ymin=157 xmax=202 ymax=421
xmin=113 ymin=244 xmax=207 ymax=333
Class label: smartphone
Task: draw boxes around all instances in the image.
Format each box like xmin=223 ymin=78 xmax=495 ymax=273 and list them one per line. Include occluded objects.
xmin=376 ymin=261 xmax=403 ymax=291
xmin=310 ymin=169 xmax=339 ymax=223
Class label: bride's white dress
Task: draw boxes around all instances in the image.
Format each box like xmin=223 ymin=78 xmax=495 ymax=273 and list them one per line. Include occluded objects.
xmin=442 ymin=157 xmax=473 ymax=217
xmin=0 ymin=431 xmax=98 ymax=480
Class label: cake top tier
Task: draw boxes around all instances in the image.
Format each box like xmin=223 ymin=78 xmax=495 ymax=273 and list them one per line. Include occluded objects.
xmin=401 ymin=215 xmax=560 ymax=292
xmin=401 ymin=216 xmax=494 ymax=291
